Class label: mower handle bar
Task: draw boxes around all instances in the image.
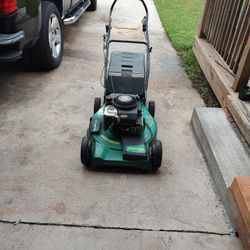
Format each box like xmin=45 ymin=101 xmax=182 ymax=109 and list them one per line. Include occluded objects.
xmin=108 ymin=39 xmax=148 ymax=46
xmin=109 ymin=0 xmax=149 ymax=19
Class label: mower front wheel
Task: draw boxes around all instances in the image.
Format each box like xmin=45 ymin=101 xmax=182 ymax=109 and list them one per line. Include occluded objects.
xmin=81 ymin=137 xmax=93 ymax=168
xmin=148 ymin=101 xmax=155 ymax=118
xmin=94 ymin=97 xmax=101 ymax=114
xmin=151 ymin=140 xmax=162 ymax=172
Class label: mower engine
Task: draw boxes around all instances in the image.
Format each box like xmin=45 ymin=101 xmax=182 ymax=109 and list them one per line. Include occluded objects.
xmin=103 ymin=94 xmax=143 ymax=136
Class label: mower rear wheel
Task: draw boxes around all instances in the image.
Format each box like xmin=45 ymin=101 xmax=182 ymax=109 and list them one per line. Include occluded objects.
xmin=81 ymin=136 xmax=93 ymax=168
xmin=94 ymin=97 xmax=101 ymax=114
xmin=148 ymin=101 xmax=155 ymax=117
xmin=151 ymin=140 xmax=162 ymax=172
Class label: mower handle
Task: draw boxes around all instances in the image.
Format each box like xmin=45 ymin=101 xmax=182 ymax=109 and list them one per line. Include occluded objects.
xmin=108 ymin=39 xmax=148 ymax=46
xmin=109 ymin=0 xmax=149 ymax=18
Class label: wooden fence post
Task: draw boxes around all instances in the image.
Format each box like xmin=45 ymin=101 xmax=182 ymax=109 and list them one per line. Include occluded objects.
xmin=232 ymin=36 xmax=250 ymax=92
xmin=198 ymin=0 xmax=209 ymax=38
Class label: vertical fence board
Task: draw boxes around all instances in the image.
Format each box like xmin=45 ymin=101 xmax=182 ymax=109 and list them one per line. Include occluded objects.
xmin=215 ymin=0 xmax=232 ymax=51
xmin=230 ymin=6 xmax=250 ymax=72
xmin=232 ymin=37 xmax=250 ymax=91
xmin=232 ymin=23 xmax=250 ymax=73
xmin=227 ymin=0 xmax=249 ymax=66
xmin=203 ymin=0 xmax=212 ymax=35
xmin=207 ymin=0 xmax=220 ymax=40
xmin=224 ymin=0 xmax=243 ymax=60
xmin=213 ymin=0 xmax=227 ymax=49
xmin=211 ymin=0 xmax=223 ymax=45
xmin=220 ymin=0 xmax=238 ymax=55
xmin=199 ymin=0 xmax=209 ymax=38
xmin=204 ymin=0 xmax=215 ymax=35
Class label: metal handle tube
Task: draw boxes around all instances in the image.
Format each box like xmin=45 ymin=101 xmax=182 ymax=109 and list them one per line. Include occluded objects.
xmin=108 ymin=39 xmax=148 ymax=46
xmin=109 ymin=0 xmax=148 ymax=18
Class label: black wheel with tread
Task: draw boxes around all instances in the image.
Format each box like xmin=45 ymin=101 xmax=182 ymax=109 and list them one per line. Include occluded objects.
xmin=81 ymin=137 xmax=93 ymax=168
xmin=151 ymin=140 xmax=162 ymax=172
xmin=30 ymin=1 xmax=63 ymax=70
xmin=148 ymin=101 xmax=155 ymax=118
xmin=87 ymin=0 xmax=97 ymax=11
xmin=94 ymin=97 xmax=101 ymax=114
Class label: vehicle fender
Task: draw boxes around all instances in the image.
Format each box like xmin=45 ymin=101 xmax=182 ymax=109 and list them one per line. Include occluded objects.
xmin=15 ymin=0 xmax=41 ymax=46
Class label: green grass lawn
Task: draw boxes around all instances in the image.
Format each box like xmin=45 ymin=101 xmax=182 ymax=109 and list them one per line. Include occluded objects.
xmin=154 ymin=0 xmax=219 ymax=107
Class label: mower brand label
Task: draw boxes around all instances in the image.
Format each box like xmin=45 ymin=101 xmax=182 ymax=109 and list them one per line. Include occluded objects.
xmin=126 ymin=145 xmax=146 ymax=153
xmin=100 ymin=134 xmax=119 ymax=145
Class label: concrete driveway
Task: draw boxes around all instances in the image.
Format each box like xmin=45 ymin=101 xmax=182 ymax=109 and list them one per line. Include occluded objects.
xmin=0 ymin=0 xmax=242 ymax=249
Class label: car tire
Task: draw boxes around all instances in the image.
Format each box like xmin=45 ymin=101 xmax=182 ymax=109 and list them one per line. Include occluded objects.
xmin=87 ymin=0 xmax=97 ymax=11
xmin=30 ymin=1 xmax=63 ymax=70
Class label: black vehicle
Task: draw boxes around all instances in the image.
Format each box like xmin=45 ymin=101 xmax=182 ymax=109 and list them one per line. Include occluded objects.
xmin=0 ymin=0 xmax=97 ymax=69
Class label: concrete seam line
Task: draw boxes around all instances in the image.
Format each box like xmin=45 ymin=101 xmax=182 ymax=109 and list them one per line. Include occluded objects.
xmin=0 ymin=220 xmax=234 ymax=237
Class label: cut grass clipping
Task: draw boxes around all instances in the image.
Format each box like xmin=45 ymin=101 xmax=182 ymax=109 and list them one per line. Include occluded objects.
xmin=154 ymin=0 xmax=219 ymax=107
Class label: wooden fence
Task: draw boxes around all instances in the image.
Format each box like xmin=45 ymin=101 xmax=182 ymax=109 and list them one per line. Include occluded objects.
xmin=199 ymin=0 xmax=250 ymax=91
xmin=193 ymin=0 xmax=250 ymax=145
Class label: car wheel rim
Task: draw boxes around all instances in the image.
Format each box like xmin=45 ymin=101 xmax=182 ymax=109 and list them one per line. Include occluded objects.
xmin=48 ymin=14 xmax=61 ymax=59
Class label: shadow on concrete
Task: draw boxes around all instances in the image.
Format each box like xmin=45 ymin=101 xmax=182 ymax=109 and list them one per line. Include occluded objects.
xmin=0 ymin=59 xmax=49 ymax=107
xmin=0 ymin=56 xmax=47 ymax=74
xmin=83 ymin=165 xmax=161 ymax=176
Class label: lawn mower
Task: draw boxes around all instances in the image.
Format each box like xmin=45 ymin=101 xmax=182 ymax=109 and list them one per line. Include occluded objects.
xmin=80 ymin=0 xmax=162 ymax=171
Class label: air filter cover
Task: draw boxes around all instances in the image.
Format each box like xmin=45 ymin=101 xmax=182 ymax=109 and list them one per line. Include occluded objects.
xmin=113 ymin=95 xmax=137 ymax=109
